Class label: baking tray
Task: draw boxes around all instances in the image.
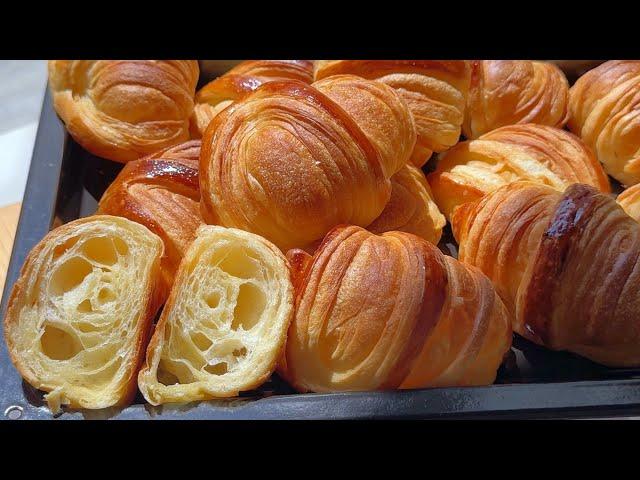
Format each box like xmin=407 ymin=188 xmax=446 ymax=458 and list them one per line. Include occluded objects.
xmin=3 ymin=87 xmax=640 ymax=420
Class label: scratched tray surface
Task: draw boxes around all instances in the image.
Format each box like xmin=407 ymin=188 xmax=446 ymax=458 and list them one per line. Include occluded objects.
xmin=3 ymin=89 xmax=640 ymax=420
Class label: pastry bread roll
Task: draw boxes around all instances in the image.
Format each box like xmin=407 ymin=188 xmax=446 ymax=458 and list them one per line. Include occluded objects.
xmin=453 ymin=182 xmax=640 ymax=367
xmin=283 ymin=225 xmax=511 ymax=392
xmin=464 ymin=60 xmax=569 ymax=139
xmin=192 ymin=60 xmax=313 ymax=137
xmin=138 ymin=226 xmax=294 ymax=405
xmin=314 ymin=60 xmax=471 ymax=167
xmin=4 ymin=215 xmax=164 ymax=412
xmin=200 ymin=77 xmax=414 ymax=251
xmin=618 ymin=183 xmax=640 ymax=222
xmin=367 ymin=164 xmax=446 ymax=245
xmin=428 ymin=124 xmax=611 ymax=219
xmin=48 ymin=60 xmax=199 ymax=163
xmin=568 ymin=60 xmax=640 ymax=186
xmin=97 ymin=140 xmax=203 ymax=291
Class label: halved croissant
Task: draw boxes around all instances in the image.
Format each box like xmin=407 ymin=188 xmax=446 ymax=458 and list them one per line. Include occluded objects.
xmin=367 ymin=164 xmax=446 ymax=245
xmin=453 ymin=182 xmax=640 ymax=367
xmin=3 ymin=215 xmax=164 ymax=412
xmin=97 ymin=140 xmax=203 ymax=291
xmin=314 ymin=60 xmax=471 ymax=167
xmin=48 ymin=60 xmax=199 ymax=163
xmin=568 ymin=60 xmax=640 ymax=186
xmin=428 ymin=124 xmax=611 ymax=219
xmin=200 ymin=76 xmax=415 ymax=251
xmin=138 ymin=226 xmax=294 ymax=405
xmin=463 ymin=60 xmax=570 ymax=139
xmin=191 ymin=60 xmax=313 ymax=137
xmin=282 ymin=225 xmax=512 ymax=392
xmin=618 ymin=183 xmax=640 ymax=222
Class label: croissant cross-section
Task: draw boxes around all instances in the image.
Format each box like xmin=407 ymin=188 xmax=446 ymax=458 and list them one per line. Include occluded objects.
xmin=3 ymin=215 xmax=164 ymax=412
xmin=138 ymin=226 xmax=294 ymax=405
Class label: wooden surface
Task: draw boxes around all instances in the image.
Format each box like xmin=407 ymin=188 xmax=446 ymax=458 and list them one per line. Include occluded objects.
xmin=0 ymin=203 xmax=21 ymax=302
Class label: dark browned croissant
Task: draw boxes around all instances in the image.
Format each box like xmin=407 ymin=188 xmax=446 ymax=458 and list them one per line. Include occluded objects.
xmin=191 ymin=60 xmax=314 ymax=137
xmin=48 ymin=60 xmax=199 ymax=163
xmin=98 ymin=141 xmax=203 ymax=290
xmin=281 ymin=225 xmax=512 ymax=392
xmin=314 ymin=60 xmax=471 ymax=167
xmin=453 ymin=182 xmax=640 ymax=367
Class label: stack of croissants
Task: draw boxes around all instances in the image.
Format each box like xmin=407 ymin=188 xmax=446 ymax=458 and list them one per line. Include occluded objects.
xmin=4 ymin=59 xmax=640 ymax=413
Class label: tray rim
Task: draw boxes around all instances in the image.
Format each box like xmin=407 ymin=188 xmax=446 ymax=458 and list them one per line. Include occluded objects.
xmin=2 ymin=87 xmax=640 ymax=420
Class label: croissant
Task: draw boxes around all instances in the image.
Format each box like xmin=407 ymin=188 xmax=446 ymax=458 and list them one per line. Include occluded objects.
xmin=282 ymin=225 xmax=512 ymax=393
xmin=48 ymin=60 xmax=199 ymax=163
xmin=568 ymin=60 xmax=640 ymax=186
xmin=200 ymin=76 xmax=415 ymax=251
xmin=97 ymin=140 xmax=203 ymax=291
xmin=314 ymin=60 xmax=471 ymax=167
xmin=3 ymin=215 xmax=164 ymax=412
xmin=428 ymin=124 xmax=611 ymax=219
xmin=368 ymin=164 xmax=446 ymax=245
xmin=463 ymin=60 xmax=570 ymax=139
xmin=452 ymin=182 xmax=640 ymax=367
xmin=191 ymin=60 xmax=313 ymax=137
xmin=618 ymin=183 xmax=640 ymax=222
xmin=138 ymin=226 xmax=294 ymax=405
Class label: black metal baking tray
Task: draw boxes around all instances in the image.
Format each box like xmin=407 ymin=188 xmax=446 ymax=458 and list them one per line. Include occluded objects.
xmin=2 ymin=86 xmax=640 ymax=420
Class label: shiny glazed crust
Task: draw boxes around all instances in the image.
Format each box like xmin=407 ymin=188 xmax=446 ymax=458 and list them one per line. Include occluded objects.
xmin=97 ymin=140 xmax=203 ymax=290
xmin=282 ymin=225 xmax=511 ymax=392
xmin=568 ymin=60 xmax=640 ymax=186
xmin=138 ymin=226 xmax=294 ymax=405
xmin=618 ymin=183 xmax=640 ymax=221
xmin=428 ymin=124 xmax=610 ymax=219
xmin=314 ymin=60 xmax=471 ymax=167
xmin=453 ymin=182 xmax=640 ymax=366
xmin=191 ymin=60 xmax=313 ymax=137
xmin=463 ymin=60 xmax=570 ymax=139
xmin=48 ymin=60 xmax=199 ymax=163
xmin=3 ymin=215 xmax=164 ymax=412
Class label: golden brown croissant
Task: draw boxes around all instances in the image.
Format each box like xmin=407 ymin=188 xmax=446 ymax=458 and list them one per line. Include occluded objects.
xmin=191 ymin=60 xmax=313 ymax=137
xmin=568 ymin=60 xmax=640 ymax=186
xmin=618 ymin=183 xmax=640 ymax=222
xmin=367 ymin=164 xmax=446 ymax=245
xmin=138 ymin=226 xmax=293 ymax=405
xmin=314 ymin=60 xmax=471 ymax=167
xmin=463 ymin=60 xmax=569 ymax=139
xmin=428 ymin=124 xmax=611 ymax=219
xmin=4 ymin=215 xmax=164 ymax=412
xmin=282 ymin=225 xmax=512 ymax=392
xmin=452 ymin=182 xmax=640 ymax=367
xmin=97 ymin=140 xmax=203 ymax=291
xmin=200 ymin=76 xmax=415 ymax=251
xmin=48 ymin=60 xmax=199 ymax=163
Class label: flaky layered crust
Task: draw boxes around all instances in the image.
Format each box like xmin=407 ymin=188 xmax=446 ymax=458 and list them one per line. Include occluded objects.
xmin=464 ymin=60 xmax=569 ymax=139
xmin=191 ymin=60 xmax=313 ymax=137
xmin=568 ymin=60 xmax=640 ymax=186
xmin=48 ymin=60 xmax=199 ymax=163
xmin=138 ymin=226 xmax=294 ymax=405
xmin=428 ymin=124 xmax=610 ymax=219
xmin=97 ymin=140 xmax=203 ymax=291
xmin=3 ymin=215 xmax=164 ymax=412
xmin=283 ymin=225 xmax=511 ymax=392
xmin=453 ymin=182 xmax=640 ymax=367
xmin=367 ymin=164 xmax=446 ymax=245
xmin=314 ymin=60 xmax=471 ymax=167
xmin=200 ymin=78 xmax=412 ymax=251
xmin=618 ymin=183 xmax=640 ymax=222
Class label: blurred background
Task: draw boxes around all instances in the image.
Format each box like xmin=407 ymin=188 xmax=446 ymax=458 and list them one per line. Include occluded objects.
xmin=0 ymin=60 xmax=47 ymax=298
